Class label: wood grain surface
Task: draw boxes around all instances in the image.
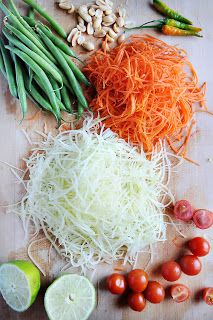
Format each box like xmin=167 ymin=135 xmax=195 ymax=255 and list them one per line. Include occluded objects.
xmin=0 ymin=1 xmax=213 ymax=319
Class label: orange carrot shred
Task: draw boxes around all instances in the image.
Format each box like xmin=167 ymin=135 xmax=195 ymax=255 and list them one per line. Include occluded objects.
xmin=84 ymin=34 xmax=206 ymax=155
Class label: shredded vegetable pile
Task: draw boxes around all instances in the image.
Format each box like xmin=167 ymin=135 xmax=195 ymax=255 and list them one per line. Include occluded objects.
xmin=84 ymin=34 xmax=206 ymax=156
xmin=17 ymin=117 xmax=173 ymax=270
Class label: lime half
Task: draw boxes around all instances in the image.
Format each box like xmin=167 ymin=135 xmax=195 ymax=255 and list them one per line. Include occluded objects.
xmin=44 ymin=274 xmax=96 ymax=320
xmin=0 ymin=260 xmax=40 ymax=312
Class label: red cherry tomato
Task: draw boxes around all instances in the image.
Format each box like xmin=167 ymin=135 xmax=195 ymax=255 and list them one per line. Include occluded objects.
xmin=127 ymin=292 xmax=146 ymax=312
xmin=193 ymin=209 xmax=213 ymax=229
xmin=179 ymin=255 xmax=202 ymax=276
xmin=187 ymin=237 xmax=210 ymax=257
xmin=170 ymin=284 xmax=190 ymax=303
xmin=127 ymin=269 xmax=148 ymax=293
xmin=173 ymin=200 xmax=193 ymax=221
xmin=144 ymin=281 xmax=165 ymax=304
xmin=203 ymin=287 xmax=213 ymax=306
xmin=161 ymin=261 xmax=182 ymax=282
xmin=107 ymin=273 xmax=127 ymax=294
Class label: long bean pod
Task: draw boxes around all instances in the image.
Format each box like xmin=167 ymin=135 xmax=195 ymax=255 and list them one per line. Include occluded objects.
xmin=0 ymin=2 xmax=56 ymax=63
xmin=3 ymin=28 xmax=63 ymax=84
xmin=49 ymin=77 xmax=61 ymax=100
xmin=23 ymin=0 xmax=67 ymax=38
xmin=5 ymin=23 xmax=57 ymax=65
xmin=60 ymin=50 xmax=91 ymax=86
xmin=5 ymin=24 xmax=74 ymax=92
xmin=23 ymin=71 xmax=52 ymax=112
xmin=36 ymin=24 xmax=90 ymax=86
xmin=22 ymin=16 xmax=36 ymax=27
xmin=6 ymin=45 xmax=60 ymax=122
xmin=37 ymin=28 xmax=88 ymax=109
xmin=0 ymin=49 xmax=7 ymax=78
xmin=28 ymin=8 xmax=35 ymax=20
xmin=24 ymin=74 xmax=61 ymax=120
xmin=11 ymin=52 xmax=27 ymax=117
xmin=28 ymin=67 xmax=33 ymax=91
xmin=61 ymin=86 xmax=73 ymax=113
xmin=7 ymin=0 xmax=37 ymax=34
xmin=0 ymin=38 xmax=17 ymax=97
xmin=33 ymin=74 xmax=66 ymax=112
xmin=36 ymin=22 xmax=77 ymax=59
xmin=77 ymin=102 xmax=84 ymax=119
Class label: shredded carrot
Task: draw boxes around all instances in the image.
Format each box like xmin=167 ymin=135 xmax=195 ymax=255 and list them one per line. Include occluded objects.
xmin=84 ymin=34 xmax=206 ymax=154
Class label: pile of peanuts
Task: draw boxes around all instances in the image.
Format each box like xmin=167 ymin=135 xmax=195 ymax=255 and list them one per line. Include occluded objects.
xmin=57 ymin=0 xmax=126 ymax=51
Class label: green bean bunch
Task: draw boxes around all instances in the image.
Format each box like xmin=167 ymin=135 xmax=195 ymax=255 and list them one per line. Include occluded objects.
xmin=0 ymin=0 xmax=91 ymax=125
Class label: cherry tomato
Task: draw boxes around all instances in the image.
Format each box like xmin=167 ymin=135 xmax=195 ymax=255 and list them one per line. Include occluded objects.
xmin=173 ymin=200 xmax=193 ymax=221
xmin=127 ymin=269 xmax=148 ymax=293
xmin=144 ymin=281 xmax=165 ymax=304
xmin=187 ymin=237 xmax=210 ymax=257
xmin=179 ymin=255 xmax=202 ymax=276
xmin=107 ymin=273 xmax=127 ymax=294
xmin=161 ymin=261 xmax=182 ymax=282
xmin=193 ymin=209 xmax=213 ymax=229
xmin=203 ymin=287 xmax=213 ymax=306
xmin=127 ymin=292 xmax=146 ymax=312
xmin=170 ymin=284 xmax=190 ymax=303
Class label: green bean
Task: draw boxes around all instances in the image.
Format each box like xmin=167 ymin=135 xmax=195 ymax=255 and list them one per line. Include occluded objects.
xmin=36 ymin=22 xmax=77 ymax=59
xmin=11 ymin=52 xmax=27 ymax=117
xmin=23 ymin=0 xmax=67 ymax=38
xmin=22 ymin=16 xmax=36 ymax=27
xmin=0 ymin=48 xmax=7 ymax=78
xmin=4 ymin=23 xmax=57 ymax=65
xmin=4 ymin=24 xmax=74 ymax=92
xmin=27 ymin=91 xmax=48 ymax=112
xmin=61 ymin=86 xmax=73 ymax=113
xmin=33 ymin=74 xmax=66 ymax=112
xmin=77 ymin=102 xmax=84 ymax=119
xmin=28 ymin=7 xmax=35 ymax=20
xmin=24 ymin=79 xmax=52 ymax=112
xmin=49 ymin=77 xmax=61 ymax=100
xmin=37 ymin=28 xmax=88 ymax=109
xmin=28 ymin=66 xmax=33 ymax=91
xmin=6 ymin=45 xmax=60 ymax=122
xmin=22 ymin=68 xmax=54 ymax=113
xmin=60 ymin=50 xmax=91 ymax=86
xmin=0 ymin=38 xmax=17 ymax=97
xmin=0 ymin=2 xmax=56 ymax=63
xmin=3 ymin=28 xmax=63 ymax=84
xmin=7 ymin=0 xmax=41 ymax=42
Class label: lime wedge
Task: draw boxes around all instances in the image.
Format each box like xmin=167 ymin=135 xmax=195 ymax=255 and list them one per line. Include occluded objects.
xmin=44 ymin=274 xmax=96 ymax=320
xmin=0 ymin=260 xmax=40 ymax=312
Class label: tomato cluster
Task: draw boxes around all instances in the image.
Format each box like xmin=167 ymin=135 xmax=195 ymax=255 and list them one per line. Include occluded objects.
xmin=107 ymin=236 xmax=212 ymax=310
xmin=173 ymin=200 xmax=213 ymax=229
xmin=160 ymin=236 xmax=211 ymax=304
xmin=107 ymin=269 xmax=165 ymax=312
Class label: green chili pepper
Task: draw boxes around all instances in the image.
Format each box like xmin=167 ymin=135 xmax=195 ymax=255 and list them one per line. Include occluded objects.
xmin=164 ymin=19 xmax=201 ymax=32
xmin=126 ymin=18 xmax=202 ymax=33
xmin=162 ymin=25 xmax=202 ymax=37
xmin=153 ymin=0 xmax=192 ymax=25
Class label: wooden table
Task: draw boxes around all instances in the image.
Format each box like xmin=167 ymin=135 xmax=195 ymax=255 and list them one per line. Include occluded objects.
xmin=0 ymin=1 xmax=213 ymax=319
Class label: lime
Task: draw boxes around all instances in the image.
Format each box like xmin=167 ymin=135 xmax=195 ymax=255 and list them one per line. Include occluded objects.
xmin=44 ymin=274 xmax=96 ymax=320
xmin=0 ymin=260 xmax=40 ymax=312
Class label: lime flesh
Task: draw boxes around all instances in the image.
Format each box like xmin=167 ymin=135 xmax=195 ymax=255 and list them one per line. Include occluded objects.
xmin=44 ymin=274 xmax=96 ymax=320
xmin=0 ymin=260 xmax=40 ymax=312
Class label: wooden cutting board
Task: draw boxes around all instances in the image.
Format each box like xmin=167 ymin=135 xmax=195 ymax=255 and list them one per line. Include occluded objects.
xmin=0 ymin=1 xmax=213 ymax=319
